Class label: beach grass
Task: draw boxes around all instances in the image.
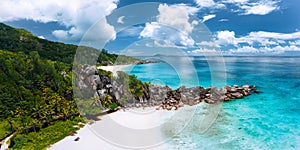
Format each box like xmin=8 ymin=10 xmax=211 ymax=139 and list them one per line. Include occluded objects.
xmin=10 ymin=117 xmax=85 ymax=150
xmin=0 ymin=120 xmax=12 ymax=140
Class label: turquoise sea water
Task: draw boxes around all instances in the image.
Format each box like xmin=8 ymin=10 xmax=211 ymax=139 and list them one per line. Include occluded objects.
xmin=123 ymin=56 xmax=300 ymax=149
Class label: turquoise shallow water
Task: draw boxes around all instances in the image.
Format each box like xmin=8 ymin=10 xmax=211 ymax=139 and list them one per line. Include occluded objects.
xmin=123 ymin=56 xmax=300 ymax=149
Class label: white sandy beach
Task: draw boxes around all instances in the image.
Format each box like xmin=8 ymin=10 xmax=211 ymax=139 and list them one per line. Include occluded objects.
xmin=48 ymin=107 xmax=174 ymax=150
xmin=97 ymin=64 xmax=132 ymax=76
xmin=48 ymin=104 xmax=203 ymax=150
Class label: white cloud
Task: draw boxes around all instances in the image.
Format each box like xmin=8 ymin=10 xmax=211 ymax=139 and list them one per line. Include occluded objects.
xmin=223 ymin=0 xmax=281 ymax=15
xmin=140 ymin=22 xmax=161 ymax=38
xmin=120 ymin=49 xmax=144 ymax=56
xmin=202 ymin=14 xmax=216 ymax=23
xmin=247 ymin=31 xmax=300 ymax=40
xmin=38 ymin=35 xmax=45 ymax=39
xmin=52 ymin=30 xmax=69 ymax=40
xmin=195 ymin=0 xmax=215 ymax=7
xmin=193 ymin=0 xmax=280 ymax=15
xmin=229 ymin=46 xmax=259 ymax=53
xmin=140 ymin=4 xmax=199 ymax=48
xmin=157 ymin=4 xmax=195 ymax=34
xmin=229 ymin=45 xmax=300 ymax=54
xmin=222 ymin=0 xmax=248 ymax=3
xmin=0 ymin=0 xmax=119 ymax=42
xmin=240 ymin=1 xmax=279 ymax=15
xmin=153 ymin=40 xmax=192 ymax=49
xmin=235 ymin=31 xmax=300 ymax=47
xmin=119 ymin=26 xmax=144 ymax=37
xmin=219 ymin=19 xmax=229 ymax=22
xmin=80 ymin=17 xmax=116 ymax=44
xmin=187 ymin=48 xmax=225 ymax=56
xmin=141 ymin=26 xmax=195 ymax=49
xmin=217 ymin=30 xmax=300 ymax=46
xmin=289 ymin=40 xmax=300 ymax=46
xmin=217 ymin=30 xmax=236 ymax=45
xmin=117 ymin=16 xmax=125 ymax=24
xmin=188 ymin=48 xmax=219 ymax=53
xmin=216 ymin=30 xmax=300 ymax=54
xmin=172 ymin=3 xmax=200 ymax=14
xmin=197 ymin=41 xmax=220 ymax=47
xmin=195 ymin=0 xmax=225 ymax=8
xmin=189 ymin=45 xmax=300 ymax=55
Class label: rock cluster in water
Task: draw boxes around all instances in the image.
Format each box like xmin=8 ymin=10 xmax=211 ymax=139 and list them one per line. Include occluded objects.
xmin=75 ymin=65 xmax=259 ymax=111
xmin=156 ymin=84 xmax=259 ymax=110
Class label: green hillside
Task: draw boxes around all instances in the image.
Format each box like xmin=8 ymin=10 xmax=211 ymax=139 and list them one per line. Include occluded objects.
xmin=0 ymin=23 xmax=139 ymax=65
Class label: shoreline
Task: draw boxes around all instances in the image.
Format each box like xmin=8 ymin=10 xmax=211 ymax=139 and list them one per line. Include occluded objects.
xmin=48 ymin=103 xmax=210 ymax=150
xmin=48 ymin=106 xmax=176 ymax=150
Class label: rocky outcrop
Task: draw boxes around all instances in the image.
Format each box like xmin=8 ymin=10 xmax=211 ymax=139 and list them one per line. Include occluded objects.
xmin=135 ymin=60 xmax=158 ymax=64
xmin=75 ymin=65 xmax=123 ymax=109
xmin=155 ymin=85 xmax=258 ymax=110
xmin=75 ymin=65 xmax=259 ymax=111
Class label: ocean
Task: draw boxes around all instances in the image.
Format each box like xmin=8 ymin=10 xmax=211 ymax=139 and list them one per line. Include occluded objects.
xmin=123 ymin=56 xmax=300 ymax=149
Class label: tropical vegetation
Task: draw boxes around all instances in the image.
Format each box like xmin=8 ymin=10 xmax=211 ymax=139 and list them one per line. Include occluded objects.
xmin=0 ymin=23 xmax=148 ymax=149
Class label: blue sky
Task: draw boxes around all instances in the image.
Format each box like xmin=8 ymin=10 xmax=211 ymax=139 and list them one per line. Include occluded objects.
xmin=1 ymin=0 xmax=300 ymax=55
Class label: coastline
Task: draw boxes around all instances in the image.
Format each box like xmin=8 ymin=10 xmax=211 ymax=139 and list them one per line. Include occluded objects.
xmin=48 ymin=103 xmax=210 ymax=150
xmin=48 ymin=101 xmax=221 ymax=150
xmin=50 ymin=64 xmax=259 ymax=149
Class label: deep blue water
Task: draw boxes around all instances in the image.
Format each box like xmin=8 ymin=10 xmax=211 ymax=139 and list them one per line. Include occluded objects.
xmin=123 ymin=56 xmax=300 ymax=149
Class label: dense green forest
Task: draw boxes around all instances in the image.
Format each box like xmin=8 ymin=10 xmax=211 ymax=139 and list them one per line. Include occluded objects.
xmin=0 ymin=23 xmax=146 ymax=149
xmin=0 ymin=49 xmax=83 ymax=149
xmin=0 ymin=23 xmax=140 ymax=65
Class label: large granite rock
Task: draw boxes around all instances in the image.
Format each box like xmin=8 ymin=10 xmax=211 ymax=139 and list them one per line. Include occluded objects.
xmin=76 ymin=65 xmax=259 ymax=111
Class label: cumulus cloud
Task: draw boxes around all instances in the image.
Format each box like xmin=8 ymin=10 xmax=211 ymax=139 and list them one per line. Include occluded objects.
xmin=229 ymin=46 xmax=258 ymax=53
xmin=216 ymin=30 xmax=300 ymax=54
xmin=229 ymin=45 xmax=300 ymax=54
xmin=195 ymin=0 xmax=215 ymax=7
xmin=0 ymin=0 xmax=119 ymax=42
xmin=140 ymin=3 xmax=200 ymax=48
xmin=217 ymin=30 xmax=236 ymax=45
xmin=156 ymin=4 xmax=196 ymax=34
xmin=140 ymin=22 xmax=161 ymax=38
xmin=82 ymin=18 xmax=116 ymax=42
xmin=52 ymin=30 xmax=69 ymax=40
xmin=194 ymin=0 xmax=225 ymax=8
xmin=247 ymin=31 xmax=300 ymax=40
xmin=202 ymin=14 xmax=216 ymax=22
